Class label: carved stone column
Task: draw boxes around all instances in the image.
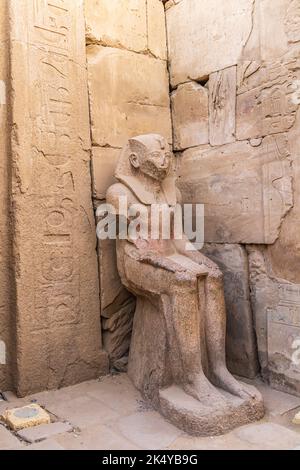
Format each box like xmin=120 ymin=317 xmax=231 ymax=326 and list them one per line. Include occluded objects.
xmin=0 ymin=0 xmax=14 ymax=391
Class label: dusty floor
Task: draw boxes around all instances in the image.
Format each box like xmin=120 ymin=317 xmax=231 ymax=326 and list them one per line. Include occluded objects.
xmin=0 ymin=374 xmax=300 ymax=450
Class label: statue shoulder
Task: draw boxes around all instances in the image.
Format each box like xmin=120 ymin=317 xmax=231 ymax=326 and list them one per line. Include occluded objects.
xmin=106 ymin=183 xmax=135 ymax=208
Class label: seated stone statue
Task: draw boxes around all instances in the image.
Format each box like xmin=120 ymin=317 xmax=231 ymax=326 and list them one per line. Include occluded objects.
xmin=106 ymin=134 xmax=264 ymax=435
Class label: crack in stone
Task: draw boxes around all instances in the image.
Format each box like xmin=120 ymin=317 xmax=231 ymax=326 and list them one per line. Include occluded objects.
xmin=242 ymin=0 xmax=256 ymax=52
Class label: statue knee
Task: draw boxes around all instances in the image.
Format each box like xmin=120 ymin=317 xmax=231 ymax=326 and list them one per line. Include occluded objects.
xmin=208 ymin=268 xmax=224 ymax=283
xmin=173 ymin=271 xmax=198 ymax=290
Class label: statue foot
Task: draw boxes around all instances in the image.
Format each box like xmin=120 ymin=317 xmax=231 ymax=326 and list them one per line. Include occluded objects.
xmin=183 ymin=372 xmax=226 ymax=405
xmin=211 ymin=367 xmax=256 ymax=400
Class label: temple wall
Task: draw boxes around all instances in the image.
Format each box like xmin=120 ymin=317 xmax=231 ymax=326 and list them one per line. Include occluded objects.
xmin=1 ymin=0 xmax=299 ymax=397
xmin=166 ymin=0 xmax=300 ymax=392
xmin=84 ymin=0 xmax=172 ymax=370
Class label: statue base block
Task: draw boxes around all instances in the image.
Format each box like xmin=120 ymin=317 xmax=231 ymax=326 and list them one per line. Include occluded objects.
xmin=159 ymin=382 xmax=264 ymax=436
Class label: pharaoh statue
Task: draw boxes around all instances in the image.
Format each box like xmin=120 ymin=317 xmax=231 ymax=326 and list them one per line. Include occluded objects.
xmin=106 ymin=134 xmax=264 ymax=435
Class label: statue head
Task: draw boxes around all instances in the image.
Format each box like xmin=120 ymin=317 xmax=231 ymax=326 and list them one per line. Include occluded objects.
xmin=115 ymin=134 xmax=177 ymax=206
xmin=128 ymin=134 xmax=172 ymax=181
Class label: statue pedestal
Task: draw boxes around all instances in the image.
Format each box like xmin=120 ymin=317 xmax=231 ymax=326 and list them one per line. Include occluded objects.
xmin=128 ymin=296 xmax=264 ymax=436
xmin=159 ymin=384 xmax=264 ymax=436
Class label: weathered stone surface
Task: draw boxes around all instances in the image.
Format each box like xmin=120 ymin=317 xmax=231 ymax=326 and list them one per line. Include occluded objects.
xmin=85 ymin=0 xmax=147 ymax=53
xmin=166 ymin=0 xmax=255 ymax=87
xmin=0 ymin=425 xmax=21 ymax=450
xmin=2 ymin=404 xmax=50 ymax=431
xmin=266 ymin=113 xmax=300 ymax=284
xmin=86 ymin=374 xmax=141 ymax=416
xmin=87 ymin=45 xmax=172 ymax=148
xmin=237 ymin=60 xmax=300 ymax=140
xmin=247 ymin=246 xmax=300 ymax=397
xmin=245 ymin=114 xmax=300 ymax=396
xmin=92 ymin=147 xmax=120 ymax=200
xmin=164 ymin=0 xmax=183 ymax=10
xmin=107 ymin=134 xmax=264 ymax=436
xmin=98 ymin=240 xmax=124 ymax=314
xmin=116 ymin=411 xmax=181 ymax=450
xmin=209 ymin=67 xmax=236 ymax=145
xmin=260 ymin=0 xmax=300 ymax=61
xmin=171 ymin=82 xmax=209 ymax=150
xmin=178 ymin=135 xmax=293 ymax=244
xmin=45 ymin=395 xmax=119 ymax=429
xmin=159 ymin=383 xmax=263 ymax=437
xmin=96 ymin=237 xmax=135 ymax=368
xmin=85 ymin=0 xmax=167 ymax=59
xmin=102 ymin=300 xmax=135 ymax=366
xmin=24 ymin=439 xmax=65 ymax=450
xmin=0 ymin=0 xmax=12 ymax=391
xmin=234 ymin=422 xmax=300 ymax=450
xmin=55 ymin=422 xmax=140 ymax=450
xmin=17 ymin=422 xmax=72 ymax=443
xmin=165 ymin=0 xmax=300 ymax=401
xmin=86 ymin=2 xmax=171 ymax=373
xmin=202 ymin=244 xmax=259 ymax=378
xmin=293 ymin=411 xmax=300 ymax=425
xmin=254 ymin=379 xmax=300 ymax=417
xmin=1 ymin=391 xmax=18 ymax=402
xmin=147 ymin=0 xmax=167 ymax=60
xmin=9 ymin=0 xmax=108 ymax=396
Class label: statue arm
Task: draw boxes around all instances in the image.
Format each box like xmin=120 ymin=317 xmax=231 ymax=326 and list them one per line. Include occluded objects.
xmin=174 ymin=188 xmax=220 ymax=273
xmin=107 ymin=184 xmax=185 ymax=273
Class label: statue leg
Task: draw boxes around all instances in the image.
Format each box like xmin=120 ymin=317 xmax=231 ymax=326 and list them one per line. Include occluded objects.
xmin=120 ymin=248 xmax=226 ymax=403
xmin=204 ymin=271 xmax=254 ymax=399
xmin=161 ymin=281 xmax=226 ymax=405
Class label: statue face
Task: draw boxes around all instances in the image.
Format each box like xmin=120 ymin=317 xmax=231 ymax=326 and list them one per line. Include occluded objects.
xmin=130 ymin=137 xmax=172 ymax=181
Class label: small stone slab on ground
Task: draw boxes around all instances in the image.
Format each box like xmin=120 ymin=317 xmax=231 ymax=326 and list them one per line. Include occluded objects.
xmin=17 ymin=422 xmax=72 ymax=443
xmin=116 ymin=411 xmax=182 ymax=450
xmin=293 ymin=411 xmax=300 ymax=425
xmin=234 ymin=423 xmax=300 ymax=450
xmin=254 ymin=380 xmax=300 ymax=416
xmin=2 ymin=404 xmax=51 ymax=431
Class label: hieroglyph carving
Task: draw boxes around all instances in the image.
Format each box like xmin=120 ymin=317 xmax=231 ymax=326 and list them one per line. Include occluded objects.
xmin=10 ymin=0 xmax=107 ymax=395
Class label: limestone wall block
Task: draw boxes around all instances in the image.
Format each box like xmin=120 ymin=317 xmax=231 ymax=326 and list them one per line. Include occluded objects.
xmin=87 ymin=45 xmax=172 ymax=148
xmin=147 ymin=0 xmax=168 ymax=60
xmin=166 ymin=0 xmax=254 ymax=88
xmin=248 ymin=245 xmax=300 ymax=397
xmin=171 ymin=81 xmax=209 ymax=150
xmin=91 ymin=147 xmax=120 ymax=200
xmin=85 ymin=0 xmax=147 ymax=52
xmin=178 ymin=135 xmax=293 ymax=244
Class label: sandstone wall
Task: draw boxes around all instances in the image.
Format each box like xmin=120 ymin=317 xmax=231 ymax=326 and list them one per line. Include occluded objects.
xmin=84 ymin=0 xmax=172 ymax=369
xmin=166 ymin=0 xmax=300 ymax=389
xmin=7 ymin=0 xmax=108 ymax=396
xmin=0 ymin=0 xmax=14 ymax=391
